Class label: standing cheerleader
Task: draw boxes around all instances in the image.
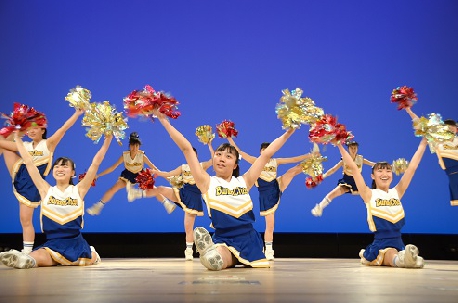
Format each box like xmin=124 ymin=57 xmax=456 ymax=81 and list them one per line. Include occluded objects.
xmin=311 ymin=141 xmax=375 ymax=216
xmin=337 ymin=137 xmax=427 ymax=268
xmin=128 ymin=141 xmax=214 ymax=260
xmin=227 ymin=137 xmax=316 ymax=260
xmin=86 ymin=132 xmax=175 ymax=215
xmin=0 ymin=133 xmax=112 ymax=269
xmin=0 ymin=108 xmax=83 ymax=254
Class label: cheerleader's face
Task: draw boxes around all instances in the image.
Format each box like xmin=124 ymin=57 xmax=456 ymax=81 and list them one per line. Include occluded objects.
xmin=213 ymin=149 xmax=237 ymax=177
xmin=26 ymin=127 xmax=45 ymax=141
xmin=448 ymin=125 xmax=457 ymax=134
xmin=129 ymin=143 xmax=140 ymax=153
xmin=348 ymin=145 xmax=358 ymax=157
xmin=53 ymin=160 xmax=75 ymax=182
xmin=371 ymin=167 xmax=392 ymax=189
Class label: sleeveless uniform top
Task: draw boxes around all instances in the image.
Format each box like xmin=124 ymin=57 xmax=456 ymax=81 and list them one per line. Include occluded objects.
xmin=203 ymin=176 xmax=254 ymax=232
xmin=258 ymin=158 xmax=278 ymax=182
xmin=15 ymin=139 xmax=53 ymax=176
xmin=122 ymin=150 xmax=144 ymax=173
xmin=41 ymin=185 xmax=84 ymax=239
xmin=366 ymin=188 xmax=405 ymax=239
xmin=436 ymin=136 xmax=458 ymax=169
xmin=342 ymin=154 xmax=363 ymax=176
xmin=181 ymin=163 xmax=203 ymax=185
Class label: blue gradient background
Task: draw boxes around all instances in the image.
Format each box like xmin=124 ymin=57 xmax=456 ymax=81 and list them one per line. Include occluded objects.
xmin=1 ymin=0 xmax=457 ymax=234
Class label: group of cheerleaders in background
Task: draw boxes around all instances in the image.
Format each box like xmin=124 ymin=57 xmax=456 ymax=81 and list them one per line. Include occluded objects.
xmin=0 ymin=85 xmax=456 ymax=271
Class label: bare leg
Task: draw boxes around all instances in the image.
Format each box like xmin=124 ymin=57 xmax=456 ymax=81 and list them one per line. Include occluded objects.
xmin=29 ymin=248 xmax=57 ymax=267
xmin=144 ymin=186 xmax=178 ymax=203
xmin=19 ymin=203 xmax=35 ymax=248
xmin=216 ymin=246 xmax=237 ymax=269
xmin=100 ymin=179 xmax=127 ymax=203
xmin=383 ymin=248 xmax=398 ymax=267
xmin=184 ymin=213 xmax=196 ymax=243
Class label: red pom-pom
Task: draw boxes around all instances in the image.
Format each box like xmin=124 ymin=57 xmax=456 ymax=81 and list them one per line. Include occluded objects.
xmin=391 ymin=86 xmax=418 ymax=110
xmin=78 ymin=171 xmax=96 ymax=187
xmin=135 ymin=168 xmax=156 ymax=190
xmin=0 ymin=102 xmax=48 ymax=138
xmin=305 ymin=175 xmax=324 ymax=189
xmin=308 ymin=114 xmax=353 ymax=145
xmin=123 ymin=85 xmax=181 ymax=120
xmin=216 ymin=120 xmax=238 ymax=138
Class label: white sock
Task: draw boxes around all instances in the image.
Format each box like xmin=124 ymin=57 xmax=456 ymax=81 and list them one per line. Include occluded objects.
xmin=265 ymin=241 xmax=273 ymax=250
xmin=23 ymin=241 xmax=34 ymax=254
xmin=186 ymin=242 xmax=193 ymax=249
xmin=393 ymin=255 xmax=401 ymax=267
xmin=319 ymin=196 xmax=331 ymax=208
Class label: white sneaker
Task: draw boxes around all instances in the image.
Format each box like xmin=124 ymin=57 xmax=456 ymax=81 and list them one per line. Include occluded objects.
xmin=311 ymin=204 xmax=323 ymax=217
xmin=162 ymin=198 xmax=176 ymax=214
xmin=90 ymin=246 xmax=101 ymax=265
xmin=127 ymin=187 xmax=143 ymax=202
xmin=87 ymin=201 xmax=104 ymax=215
xmin=193 ymin=227 xmax=223 ymax=271
xmin=184 ymin=248 xmax=194 ymax=261
xmin=1 ymin=250 xmax=36 ymax=269
xmin=265 ymin=248 xmax=275 ymax=261
xmin=396 ymin=244 xmax=419 ymax=268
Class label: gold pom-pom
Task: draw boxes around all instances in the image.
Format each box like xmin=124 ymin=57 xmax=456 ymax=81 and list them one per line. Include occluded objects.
xmin=195 ymin=125 xmax=215 ymax=144
xmin=82 ymin=101 xmax=129 ymax=145
xmin=65 ymin=86 xmax=91 ymax=111
xmin=413 ymin=113 xmax=455 ymax=152
xmin=392 ymin=158 xmax=409 ymax=176
xmin=300 ymin=153 xmax=327 ymax=177
xmin=168 ymin=176 xmax=184 ymax=189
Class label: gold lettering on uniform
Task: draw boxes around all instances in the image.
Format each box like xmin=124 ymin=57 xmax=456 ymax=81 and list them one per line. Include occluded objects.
xmin=215 ymin=186 xmax=248 ymax=196
xmin=263 ymin=166 xmax=277 ymax=173
xmin=28 ymin=150 xmax=44 ymax=157
xmin=375 ymin=198 xmax=401 ymax=207
xmin=47 ymin=196 xmax=79 ymax=207
xmin=125 ymin=162 xmax=142 ymax=167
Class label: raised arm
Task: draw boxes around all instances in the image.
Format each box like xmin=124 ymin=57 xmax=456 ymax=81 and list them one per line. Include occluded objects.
xmin=14 ymin=131 xmax=50 ymax=198
xmin=156 ymin=113 xmax=210 ymax=193
xmin=323 ymin=160 xmax=343 ymax=178
xmin=227 ymin=137 xmax=257 ymax=164
xmin=337 ymin=143 xmax=371 ymax=202
xmin=363 ymin=158 xmax=376 ymax=167
xmin=96 ymin=155 xmax=124 ymax=178
xmin=276 ymin=152 xmax=315 ymax=165
xmin=405 ymin=107 xmax=419 ymax=121
xmin=79 ymin=135 xmax=113 ymax=199
xmin=46 ymin=109 xmax=84 ymax=152
xmin=394 ymin=137 xmax=427 ymax=199
xmin=144 ymin=154 xmax=159 ymax=170
xmin=151 ymin=165 xmax=183 ymax=178
xmin=202 ymin=138 xmax=215 ymax=171
xmin=243 ymin=128 xmax=295 ymax=189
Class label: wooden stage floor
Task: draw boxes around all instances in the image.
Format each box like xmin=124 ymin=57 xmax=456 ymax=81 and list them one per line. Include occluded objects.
xmin=1 ymin=258 xmax=457 ymax=303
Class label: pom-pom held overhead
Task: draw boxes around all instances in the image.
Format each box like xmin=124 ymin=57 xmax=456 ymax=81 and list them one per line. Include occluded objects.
xmin=275 ymin=88 xmax=324 ymax=129
xmin=216 ymin=120 xmax=238 ymax=138
xmin=0 ymin=102 xmax=48 ymax=138
xmin=82 ymin=101 xmax=129 ymax=145
xmin=392 ymin=158 xmax=409 ymax=176
xmin=300 ymin=154 xmax=327 ymax=177
xmin=308 ymin=114 xmax=354 ymax=145
xmin=195 ymin=125 xmax=215 ymax=144
xmin=123 ymin=85 xmax=181 ymax=120
xmin=65 ymin=86 xmax=91 ymax=111
xmin=413 ymin=113 xmax=455 ymax=152
xmin=78 ymin=171 xmax=96 ymax=187
xmin=135 ymin=168 xmax=156 ymax=190
xmin=391 ymin=86 xmax=418 ymax=110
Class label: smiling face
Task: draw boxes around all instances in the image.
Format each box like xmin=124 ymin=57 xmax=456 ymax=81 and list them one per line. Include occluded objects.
xmin=52 ymin=157 xmax=76 ymax=184
xmin=26 ymin=126 xmax=45 ymax=141
xmin=213 ymin=143 xmax=239 ymax=179
xmin=371 ymin=162 xmax=393 ymax=190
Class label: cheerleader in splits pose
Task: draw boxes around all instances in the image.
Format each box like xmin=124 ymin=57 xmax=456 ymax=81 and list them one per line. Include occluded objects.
xmin=311 ymin=141 xmax=375 ymax=217
xmin=0 ymin=132 xmax=112 ymax=269
xmin=0 ymin=108 xmax=83 ymax=254
xmin=405 ymin=107 xmax=458 ymax=206
xmin=128 ymin=141 xmax=214 ymax=260
xmin=337 ymin=137 xmax=427 ymax=268
xmin=86 ymin=132 xmax=175 ymax=215
xmin=227 ymin=137 xmax=317 ymax=260
xmin=155 ymin=111 xmax=295 ymax=270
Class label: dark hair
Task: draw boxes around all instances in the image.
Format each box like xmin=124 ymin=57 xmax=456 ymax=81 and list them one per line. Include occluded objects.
xmin=444 ymin=119 xmax=457 ymax=127
xmin=129 ymin=132 xmax=142 ymax=146
xmin=260 ymin=142 xmax=270 ymax=151
xmin=346 ymin=140 xmax=359 ymax=147
xmin=42 ymin=128 xmax=48 ymax=139
xmin=52 ymin=157 xmax=76 ymax=185
xmin=371 ymin=161 xmax=392 ymax=189
xmin=215 ymin=143 xmax=240 ymax=177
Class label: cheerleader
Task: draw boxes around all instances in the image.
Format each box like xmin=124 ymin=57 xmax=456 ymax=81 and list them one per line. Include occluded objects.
xmin=128 ymin=141 xmax=214 ymax=260
xmin=86 ymin=132 xmax=175 ymax=215
xmin=154 ymin=111 xmax=295 ymax=270
xmin=311 ymin=141 xmax=375 ymax=216
xmin=0 ymin=108 xmax=83 ymax=254
xmin=227 ymin=137 xmax=316 ymax=260
xmin=336 ymin=137 xmax=427 ymax=268
xmin=0 ymin=132 xmax=112 ymax=269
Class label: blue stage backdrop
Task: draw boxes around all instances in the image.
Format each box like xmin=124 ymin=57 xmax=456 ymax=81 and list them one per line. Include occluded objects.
xmin=1 ymin=0 xmax=457 ymax=234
